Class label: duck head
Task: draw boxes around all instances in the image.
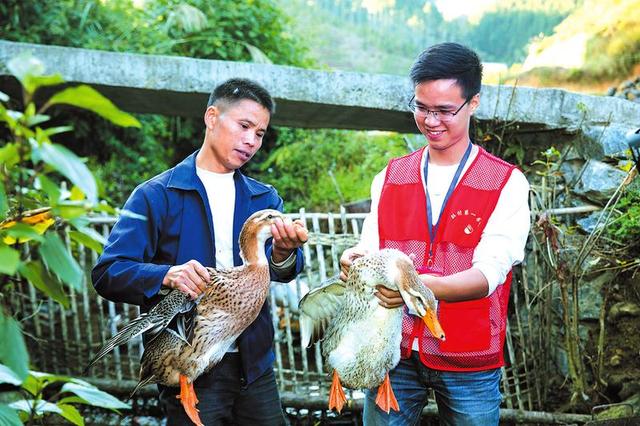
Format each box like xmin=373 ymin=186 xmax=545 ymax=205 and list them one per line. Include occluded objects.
xmin=239 ymin=209 xmax=285 ymax=265
xmin=383 ymin=249 xmax=446 ymax=341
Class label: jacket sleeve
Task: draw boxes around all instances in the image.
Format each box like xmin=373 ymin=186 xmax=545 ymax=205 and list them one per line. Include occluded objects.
xmin=91 ymin=183 xmax=171 ymax=307
xmin=265 ymin=193 xmax=305 ymax=283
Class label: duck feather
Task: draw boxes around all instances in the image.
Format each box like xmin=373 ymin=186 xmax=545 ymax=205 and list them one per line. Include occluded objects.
xmin=86 ymin=289 xmax=196 ymax=372
xmin=299 ymin=276 xmax=346 ymax=348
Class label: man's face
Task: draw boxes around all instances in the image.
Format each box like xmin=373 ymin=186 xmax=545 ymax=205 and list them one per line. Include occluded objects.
xmin=202 ymin=99 xmax=270 ymax=173
xmin=413 ymin=79 xmax=478 ymax=153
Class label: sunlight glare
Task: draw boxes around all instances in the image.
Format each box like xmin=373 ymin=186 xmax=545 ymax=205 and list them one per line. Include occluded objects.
xmin=434 ymin=0 xmax=498 ymax=22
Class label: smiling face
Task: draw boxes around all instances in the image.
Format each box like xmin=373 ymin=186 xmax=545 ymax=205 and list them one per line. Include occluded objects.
xmin=413 ymin=78 xmax=479 ymax=162
xmin=197 ymin=99 xmax=270 ymax=173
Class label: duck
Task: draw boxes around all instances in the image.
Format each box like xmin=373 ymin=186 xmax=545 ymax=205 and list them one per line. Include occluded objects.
xmin=86 ymin=209 xmax=295 ymax=426
xmin=298 ymin=248 xmax=445 ymax=414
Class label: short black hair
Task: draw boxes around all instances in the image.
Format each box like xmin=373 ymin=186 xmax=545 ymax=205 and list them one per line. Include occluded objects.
xmin=410 ymin=42 xmax=483 ymax=100
xmin=207 ymin=78 xmax=275 ymax=114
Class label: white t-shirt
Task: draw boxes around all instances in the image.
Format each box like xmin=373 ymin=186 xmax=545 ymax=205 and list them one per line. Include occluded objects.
xmin=196 ymin=167 xmax=236 ymax=270
xmin=357 ymin=145 xmax=530 ymax=296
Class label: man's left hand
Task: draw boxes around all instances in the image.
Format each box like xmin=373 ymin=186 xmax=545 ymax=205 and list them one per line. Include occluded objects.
xmin=271 ymin=218 xmax=308 ymax=263
xmin=375 ymin=285 xmax=404 ymax=309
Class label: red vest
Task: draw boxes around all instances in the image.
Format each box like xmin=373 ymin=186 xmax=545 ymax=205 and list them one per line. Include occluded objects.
xmin=379 ymin=146 xmax=516 ymax=371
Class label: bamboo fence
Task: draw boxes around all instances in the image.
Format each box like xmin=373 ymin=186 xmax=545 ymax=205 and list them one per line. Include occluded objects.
xmin=10 ymin=207 xmax=541 ymax=415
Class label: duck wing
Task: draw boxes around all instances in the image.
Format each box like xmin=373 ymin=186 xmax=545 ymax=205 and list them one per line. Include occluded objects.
xmin=299 ymin=276 xmax=346 ymax=348
xmin=86 ymin=289 xmax=195 ymax=372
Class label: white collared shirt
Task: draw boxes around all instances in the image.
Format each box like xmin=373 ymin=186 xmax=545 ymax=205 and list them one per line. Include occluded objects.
xmin=357 ymin=145 xmax=530 ymax=296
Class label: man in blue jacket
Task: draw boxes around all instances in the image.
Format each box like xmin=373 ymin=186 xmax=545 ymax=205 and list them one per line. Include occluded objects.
xmin=92 ymin=78 xmax=307 ymax=425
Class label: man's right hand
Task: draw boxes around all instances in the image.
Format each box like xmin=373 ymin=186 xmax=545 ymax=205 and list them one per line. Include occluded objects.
xmin=162 ymin=259 xmax=209 ymax=299
xmin=339 ymin=247 xmax=367 ymax=281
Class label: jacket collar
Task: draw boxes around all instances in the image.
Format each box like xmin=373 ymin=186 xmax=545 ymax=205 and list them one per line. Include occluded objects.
xmin=167 ymin=150 xmax=270 ymax=197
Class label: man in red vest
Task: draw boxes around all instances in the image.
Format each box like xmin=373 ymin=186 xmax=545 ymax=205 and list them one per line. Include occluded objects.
xmin=340 ymin=43 xmax=530 ymax=425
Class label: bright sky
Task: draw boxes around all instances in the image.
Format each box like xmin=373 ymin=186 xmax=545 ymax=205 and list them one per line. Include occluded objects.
xmin=434 ymin=0 xmax=498 ymax=21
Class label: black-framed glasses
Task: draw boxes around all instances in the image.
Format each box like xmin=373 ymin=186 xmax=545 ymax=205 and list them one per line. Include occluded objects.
xmin=408 ymin=96 xmax=471 ymax=123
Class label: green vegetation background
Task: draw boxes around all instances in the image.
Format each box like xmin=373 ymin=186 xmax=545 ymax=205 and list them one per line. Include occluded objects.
xmin=1 ymin=0 xmax=638 ymax=212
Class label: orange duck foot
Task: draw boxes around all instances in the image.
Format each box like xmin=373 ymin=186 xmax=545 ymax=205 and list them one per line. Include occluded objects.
xmin=176 ymin=374 xmax=204 ymax=426
xmin=328 ymin=369 xmax=347 ymax=414
xmin=375 ymin=372 xmax=399 ymax=413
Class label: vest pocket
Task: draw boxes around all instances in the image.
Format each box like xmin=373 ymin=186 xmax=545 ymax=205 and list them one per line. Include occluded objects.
xmin=438 ymin=298 xmax=490 ymax=352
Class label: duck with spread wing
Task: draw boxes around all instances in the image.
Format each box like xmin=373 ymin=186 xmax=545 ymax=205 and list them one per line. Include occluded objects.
xmin=298 ymin=248 xmax=445 ymax=414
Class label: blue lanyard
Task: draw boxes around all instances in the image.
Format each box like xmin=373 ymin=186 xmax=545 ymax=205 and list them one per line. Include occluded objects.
xmin=424 ymin=142 xmax=473 ymax=259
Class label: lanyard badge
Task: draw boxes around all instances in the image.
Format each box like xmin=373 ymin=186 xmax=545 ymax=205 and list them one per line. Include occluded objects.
xmin=423 ymin=142 xmax=473 ymax=267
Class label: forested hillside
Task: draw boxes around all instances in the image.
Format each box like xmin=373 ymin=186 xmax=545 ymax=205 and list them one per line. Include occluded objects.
xmin=468 ymin=0 xmax=579 ymax=64
xmin=519 ymin=0 xmax=640 ymax=87
xmin=280 ymin=0 xmax=581 ymax=74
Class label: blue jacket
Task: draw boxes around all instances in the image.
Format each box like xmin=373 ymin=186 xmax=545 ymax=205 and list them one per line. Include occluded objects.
xmin=92 ymin=151 xmax=304 ymax=384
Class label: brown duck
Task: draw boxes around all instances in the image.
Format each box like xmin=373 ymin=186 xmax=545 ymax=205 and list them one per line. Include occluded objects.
xmin=87 ymin=209 xmax=297 ymax=426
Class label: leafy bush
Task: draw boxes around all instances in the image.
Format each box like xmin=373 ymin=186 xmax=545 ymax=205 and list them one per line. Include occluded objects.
xmin=248 ymin=128 xmax=411 ymax=211
xmin=0 ymin=0 xmax=312 ymax=207
xmin=606 ymin=179 xmax=640 ymax=245
xmin=0 ymin=54 xmax=138 ymax=425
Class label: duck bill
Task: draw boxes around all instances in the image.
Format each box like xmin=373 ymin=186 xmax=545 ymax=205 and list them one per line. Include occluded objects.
xmin=394 ymin=259 xmax=446 ymax=342
xmin=422 ymin=308 xmax=445 ymax=341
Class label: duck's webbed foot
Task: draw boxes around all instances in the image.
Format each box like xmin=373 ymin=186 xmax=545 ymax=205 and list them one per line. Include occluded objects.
xmin=177 ymin=374 xmax=204 ymax=426
xmin=375 ymin=372 xmax=399 ymax=413
xmin=328 ymin=369 xmax=347 ymax=414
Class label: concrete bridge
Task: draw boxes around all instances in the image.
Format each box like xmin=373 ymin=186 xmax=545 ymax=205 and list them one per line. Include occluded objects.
xmin=1 ymin=40 xmax=639 ymax=158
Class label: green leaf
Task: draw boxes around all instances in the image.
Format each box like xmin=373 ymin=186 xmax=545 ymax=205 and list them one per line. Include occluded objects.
xmin=26 ymin=113 xmax=50 ymax=127
xmin=61 ymin=382 xmax=130 ymax=410
xmin=7 ymin=53 xmax=45 ymax=93
xmin=93 ymin=203 xmax=116 ymax=215
xmin=27 ymin=74 xmax=65 ymax=93
xmin=30 ymin=371 xmax=73 ymax=381
xmin=36 ymin=175 xmax=61 ymax=205
xmin=7 ymin=53 xmax=65 ymax=95
xmin=74 ymin=226 xmax=106 ymax=246
xmin=69 ymin=377 xmax=94 ymax=387
xmin=0 ymin=405 xmax=22 ymax=426
xmin=70 ymin=186 xmax=85 ymax=201
xmin=0 ymin=244 xmax=20 ymax=275
xmin=34 ymin=142 xmax=97 ymax=203
xmin=18 ymin=261 xmax=69 ymax=308
xmin=0 ymin=143 xmax=19 ymax=167
xmin=24 ymin=102 xmax=36 ymax=119
xmin=20 ymin=374 xmax=41 ymax=396
xmin=58 ymin=396 xmax=87 ymax=405
xmin=4 ymin=223 xmax=46 ymax=243
xmin=57 ymin=404 xmax=84 ymax=426
xmin=0 ymin=364 xmax=23 ymax=386
xmin=9 ymin=399 xmax=62 ymax=415
xmin=0 ymin=313 xmax=29 ymax=380
xmin=38 ymin=233 xmax=83 ymax=291
xmin=69 ymin=230 xmax=103 ymax=254
xmin=68 ymin=217 xmax=90 ymax=228
xmin=52 ymin=204 xmax=88 ymax=220
xmin=0 ymin=182 xmax=7 ymax=219
xmin=46 ymin=85 xmax=141 ymax=128
xmin=6 ymin=110 xmax=23 ymax=123
xmin=42 ymin=125 xmax=73 ymax=137
xmin=243 ymin=43 xmax=273 ymax=64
